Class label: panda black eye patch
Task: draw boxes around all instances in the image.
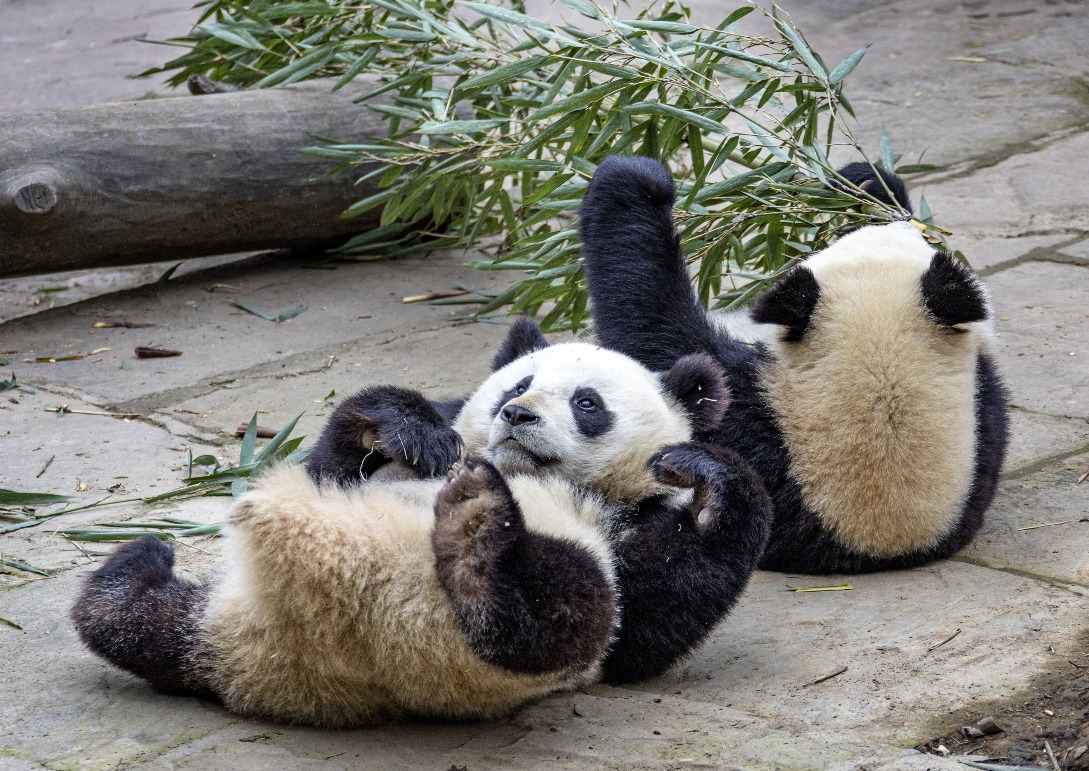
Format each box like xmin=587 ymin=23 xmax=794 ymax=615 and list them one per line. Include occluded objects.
xmin=491 ymin=375 xmax=534 ymax=418
xmin=570 ymin=387 xmax=613 ymax=437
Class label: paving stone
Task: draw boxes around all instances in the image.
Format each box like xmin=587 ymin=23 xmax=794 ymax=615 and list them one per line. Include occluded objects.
xmin=156 ymin=322 xmax=517 ymax=447
xmin=952 ymin=233 xmax=1074 ymax=273
xmin=0 ymin=569 xmax=239 ymax=771
xmin=963 ymin=451 xmax=1089 ymax=587
xmin=0 ymin=389 xmax=224 ymax=583
xmin=920 ymin=130 xmax=1089 ymax=238
xmin=1005 ymin=408 xmax=1089 ymax=473
xmin=984 ymin=262 xmax=1089 ymax=417
xmin=0 ymin=252 xmax=511 ymax=407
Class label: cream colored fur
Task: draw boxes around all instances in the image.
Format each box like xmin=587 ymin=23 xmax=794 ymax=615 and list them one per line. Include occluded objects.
xmin=202 ymin=464 xmax=615 ymax=727
xmin=454 ymin=343 xmax=694 ymax=503
xmin=200 ymin=342 xmax=698 ymax=726
xmin=759 ymin=223 xmax=993 ymax=557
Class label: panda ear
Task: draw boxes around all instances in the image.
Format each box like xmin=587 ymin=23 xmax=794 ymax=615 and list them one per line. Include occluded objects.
xmin=834 ymin=162 xmax=913 ymax=213
xmin=660 ymin=353 xmax=730 ymax=432
xmin=750 ymin=266 xmax=821 ymax=342
xmin=491 ymin=316 xmax=549 ymax=371
xmin=920 ymin=252 xmax=989 ymax=327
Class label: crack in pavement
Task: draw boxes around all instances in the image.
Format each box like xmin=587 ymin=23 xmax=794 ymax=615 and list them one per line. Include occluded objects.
xmin=951 ymin=555 xmax=1089 ymax=597
xmin=1002 ymin=440 xmax=1089 ymax=481
xmin=979 ymin=233 xmax=1089 ymax=277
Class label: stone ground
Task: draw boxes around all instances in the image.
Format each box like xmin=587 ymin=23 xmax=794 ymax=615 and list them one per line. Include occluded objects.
xmin=1 ymin=0 xmax=1088 ymax=769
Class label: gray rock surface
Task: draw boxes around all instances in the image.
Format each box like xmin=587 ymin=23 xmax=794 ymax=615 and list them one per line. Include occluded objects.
xmin=2 ymin=0 xmax=1088 ymax=769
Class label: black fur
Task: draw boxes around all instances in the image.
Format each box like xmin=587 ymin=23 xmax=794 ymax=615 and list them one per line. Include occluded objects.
xmin=658 ymin=353 xmax=730 ymax=430
xmin=432 ymin=456 xmax=616 ymax=675
xmin=834 ymin=161 xmax=912 ymax=212
xmin=492 ymin=315 xmax=549 ymax=371
xmin=306 ymin=385 xmax=463 ymax=486
xmin=602 ymin=442 xmax=772 ymax=682
xmin=580 ymin=155 xmax=1010 ymax=574
xmin=71 ymin=536 xmax=216 ymax=699
xmin=921 ymin=251 xmax=989 ymax=327
xmin=750 ymin=267 xmax=821 ymax=342
xmin=570 ymin=387 xmax=614 ymax=437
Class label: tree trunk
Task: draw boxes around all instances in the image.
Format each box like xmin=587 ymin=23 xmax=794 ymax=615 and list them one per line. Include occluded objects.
xmin=0 ymin=85 xmax=385 ymax=279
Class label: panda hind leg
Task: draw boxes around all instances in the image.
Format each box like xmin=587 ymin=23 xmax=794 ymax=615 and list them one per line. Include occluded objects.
xmin=432 ymin=457 xmax=617 ymax=676
xmin=602 ymin=442 xmax=773 ymax=683
xmin=71 ymin=535 xmax=216 ymax=699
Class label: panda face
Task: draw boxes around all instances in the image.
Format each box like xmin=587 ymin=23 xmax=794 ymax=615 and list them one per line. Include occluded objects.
xmin=453 ymin=343 xmax=694 ymax=503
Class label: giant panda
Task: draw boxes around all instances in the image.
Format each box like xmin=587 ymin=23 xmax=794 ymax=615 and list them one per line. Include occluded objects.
xmin=578 ymin=155 xmax=1009 ymax=574
xmin=72 ymin=319 xmax=772 ymax=726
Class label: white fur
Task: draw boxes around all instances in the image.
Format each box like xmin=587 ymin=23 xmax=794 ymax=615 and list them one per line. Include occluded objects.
xmin=454 ymin=343 xmax=694 ymax=502
xmin=757 ymin=223 xmax=994 ymax=557
xmin=199 ymin=342 xmax=697 ymax=726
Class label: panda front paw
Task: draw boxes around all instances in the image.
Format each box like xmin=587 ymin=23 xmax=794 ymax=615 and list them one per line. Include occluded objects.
xmin=650 ymin=442 xmax=764 ymax=531
xmin=649 ymin=442 xmax=719 ymax=491
xmin=377 ymin=419 xmax=464 ymax=479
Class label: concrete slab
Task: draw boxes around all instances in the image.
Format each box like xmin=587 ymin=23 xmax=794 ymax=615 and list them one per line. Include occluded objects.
xmin=984 ymin=262 xmax=1089 ymax=418
xmin=0 ymin=252 xmax=511 ymax=408
xmin=0 ymin=570 xmax=238 ymax=771
xmin=963 ymin=451 xmax=1089 ymax=588
xmin=920 ymin=130 xmax=1089 ymax=238
xmin=954 ymin=233 xmax=1073 ymax=274
xmin=157 ymin=322 xmax=514 ymax=448
xmin=1005 ymin=408 xmax=1089 ymax=473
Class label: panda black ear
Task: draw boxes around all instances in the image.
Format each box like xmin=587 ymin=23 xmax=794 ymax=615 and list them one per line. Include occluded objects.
xmin=750 ymin=266 xmax=821 ymax=342
xmin=834 ymin=162 xmax=913 ymax=213
xmin=491 ymin=316 xmax=549 ymax=371
xmin=921 ymin=252 xmax=989 ymax=327
xmin=660 ymin=353 xmax=730 ymax=433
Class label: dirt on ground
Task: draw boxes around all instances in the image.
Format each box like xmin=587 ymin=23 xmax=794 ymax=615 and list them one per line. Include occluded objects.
xmin=918 ymin=628 xmax=1089 ymax=769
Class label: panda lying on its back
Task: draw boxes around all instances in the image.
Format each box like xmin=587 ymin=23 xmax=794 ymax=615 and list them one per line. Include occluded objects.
xmin=579 ymin=156 xmax=1008 ymax=574
xmin=73 ymin=320 xmax=772 ymax=726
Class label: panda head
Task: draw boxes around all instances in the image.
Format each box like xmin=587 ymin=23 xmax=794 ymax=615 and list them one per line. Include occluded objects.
xmin=453 ymin=318 xmax=729 ymax=503
xmin=751 ymin=221 xmax=992 ymax=352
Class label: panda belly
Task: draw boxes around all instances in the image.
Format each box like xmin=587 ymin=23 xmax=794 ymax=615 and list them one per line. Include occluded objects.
xmin=199 ymin=465 xmax=604 ymax=727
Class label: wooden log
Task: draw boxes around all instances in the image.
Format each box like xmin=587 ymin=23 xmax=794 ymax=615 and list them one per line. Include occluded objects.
xmin=0 ymin=85 xmax=385 ymax=278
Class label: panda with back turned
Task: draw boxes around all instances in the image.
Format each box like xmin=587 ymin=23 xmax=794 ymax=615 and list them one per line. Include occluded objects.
xmin=578 ymin=155 xmax=1009 ymax=574
xmin=73 ymin=319 xmax=772 ymax=725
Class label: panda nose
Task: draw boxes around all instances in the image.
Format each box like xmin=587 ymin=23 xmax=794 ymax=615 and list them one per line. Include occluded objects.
xmin=501 ymin=404 xmax=539 ymax=426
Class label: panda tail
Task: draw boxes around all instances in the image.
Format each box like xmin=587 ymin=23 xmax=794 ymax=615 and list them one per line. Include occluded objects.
xmin=71 ymin=535 xmax=218 ymax=700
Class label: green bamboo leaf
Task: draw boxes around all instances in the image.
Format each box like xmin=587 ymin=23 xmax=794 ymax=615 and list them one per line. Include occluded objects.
xmin=621 ymin=101 xmax=725 ymax=135
xmin=772 ymin=10 xmax=827 ymax=79
xmin=456 ymin=55 xmax=549 ymax=92
xmin=0 ymin=489 xmax=71 ymax=506
xmin=880 ymin=129 xmax=897 ymax=171
xmin=694 ymin=162 xmax=792 ymax=203
xmin=559 ymin=0 xmax=599 ymax=19
xmin=417 ymin=119 xmax=507 ymax=134
xmin=619 ymin=19 xmax=699 ymax=34
xmin=239 ymin=413 xmax=259 ymax=466
xmin=196 ymin=24 xmax=268 ymax=52
xmin=462 ymin=2 xmax=553 ymax=32
xmin=527 ymin=80 xmax=628 ymax=121
xmin=828 ymin=46 xmax=867 ymax=85
xmin=254 ymin=44 xmax=337 ymax=88
xmin=255 ymin=413 xmax=305 ymax=467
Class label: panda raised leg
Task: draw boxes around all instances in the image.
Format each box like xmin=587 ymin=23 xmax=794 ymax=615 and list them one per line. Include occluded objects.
xmin=71 ymin=535 xmax=215 ymax=699
xmin=602 ymin=442 xmax=772 ymax=683
xmin=306 ymin=385 xmax=465 ymax=486
xmin=432 ymin=456 xmax=618 ymax=676
xmin=579 ymin=156 xmax=723 ymax=372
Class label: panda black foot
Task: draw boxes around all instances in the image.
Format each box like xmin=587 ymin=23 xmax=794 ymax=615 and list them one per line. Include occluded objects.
xmin=433 ymin=456 xmax=524 ymax=587
xmin=433 ymin=457 xmax=616 ymax=676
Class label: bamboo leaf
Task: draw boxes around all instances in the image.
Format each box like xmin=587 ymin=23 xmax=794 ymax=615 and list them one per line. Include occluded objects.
xmin=828 ymin=46 xmax=867 ymax=85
